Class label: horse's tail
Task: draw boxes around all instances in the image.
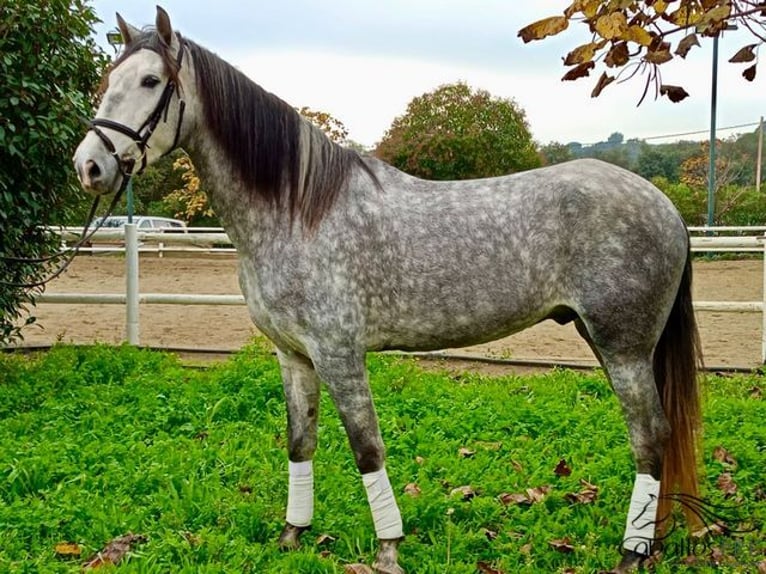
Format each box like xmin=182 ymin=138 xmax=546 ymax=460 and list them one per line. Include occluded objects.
xmin=653 ymin=243 xmax=703 ymax=530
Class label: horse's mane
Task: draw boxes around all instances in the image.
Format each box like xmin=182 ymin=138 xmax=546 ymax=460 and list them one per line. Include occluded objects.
xmin=110 ymin=28 xmax=377 ymax=231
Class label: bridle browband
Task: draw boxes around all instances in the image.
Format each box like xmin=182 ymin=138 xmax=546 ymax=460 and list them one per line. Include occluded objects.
xmin=89 ymin=32 xmax=187 ymax=180
xmin=0 ymin=34 xmax=188 ymax=289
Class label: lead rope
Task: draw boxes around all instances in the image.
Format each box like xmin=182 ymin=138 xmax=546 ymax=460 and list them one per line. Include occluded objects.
xmin=0 ymin=173 xmax=131 ymax=289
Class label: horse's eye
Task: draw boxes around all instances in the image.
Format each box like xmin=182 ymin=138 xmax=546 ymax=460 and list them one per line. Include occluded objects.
xmin=141 ymin=75 xmax=161 ymax=88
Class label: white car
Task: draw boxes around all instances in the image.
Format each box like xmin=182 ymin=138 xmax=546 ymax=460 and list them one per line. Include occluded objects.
xmin=92 ymin=215 xmax=187 ymax=232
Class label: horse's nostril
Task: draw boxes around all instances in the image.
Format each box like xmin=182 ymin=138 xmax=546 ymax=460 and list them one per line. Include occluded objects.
xmin=86 ymin=159 xmax=102 ymax=181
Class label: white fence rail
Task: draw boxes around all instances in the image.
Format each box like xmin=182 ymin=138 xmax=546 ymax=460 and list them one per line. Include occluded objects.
xmin=40 ymin=226 xmax=766 ymax=362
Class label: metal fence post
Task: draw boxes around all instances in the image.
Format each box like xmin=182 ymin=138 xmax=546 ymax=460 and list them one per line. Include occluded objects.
xmin=762 ymin=232 xmax=766 ymax=364
xmin=125 ymin=223 xmax=140 ymax=344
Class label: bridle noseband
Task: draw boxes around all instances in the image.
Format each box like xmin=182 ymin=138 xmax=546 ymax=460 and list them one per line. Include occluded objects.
xmin=0 ymin=35 xmax=188 ymax=289
xmin=88 ymin=34 xmax=187 ymax=183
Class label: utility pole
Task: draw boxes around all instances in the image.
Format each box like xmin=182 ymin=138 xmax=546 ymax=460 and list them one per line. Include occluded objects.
xmin=757 ymin=116 xmax=763 ymax=193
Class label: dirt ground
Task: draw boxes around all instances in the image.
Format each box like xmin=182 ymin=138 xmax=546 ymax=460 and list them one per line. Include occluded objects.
xmin=12 ymin=255 xmax=764 ymax=369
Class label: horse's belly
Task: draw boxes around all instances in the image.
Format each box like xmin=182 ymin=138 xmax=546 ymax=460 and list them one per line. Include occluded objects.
xmin=367 ymin=294 xmax=556 ymax=352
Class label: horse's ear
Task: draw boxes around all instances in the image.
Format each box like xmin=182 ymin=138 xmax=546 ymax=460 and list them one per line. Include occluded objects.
xmin=155 ymin=6 xmax=174 ymax=47
xmin=116 ymin=13 xmax=141 ymax=47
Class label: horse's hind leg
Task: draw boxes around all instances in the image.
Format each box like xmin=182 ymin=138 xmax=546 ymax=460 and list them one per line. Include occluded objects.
xmin=276 ymin=350 xmax=321 ymax=550
xmin=576 ymin=322 xmax=670 ymax=572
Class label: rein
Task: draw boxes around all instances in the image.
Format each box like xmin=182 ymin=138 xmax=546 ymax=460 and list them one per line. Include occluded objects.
xmin=1 ymin=36 xmax=187 ymax=290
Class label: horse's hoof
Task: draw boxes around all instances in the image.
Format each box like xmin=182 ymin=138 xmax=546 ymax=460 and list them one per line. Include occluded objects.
xmin=372 ymin=539 xmax=405 ymax=574
xmin=609 ymin=550 xmax=647 ymax=573
xmin=372 ymin=562 xmax=405 ymax=574
xmin=277 ymin=523 xmax=310 ymax=551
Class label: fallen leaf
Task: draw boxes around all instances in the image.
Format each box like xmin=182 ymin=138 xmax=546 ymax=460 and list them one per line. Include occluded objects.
xmin=554 ymin=459 xmax=572 ymax=477
xmin=562 ymin=569 xmax=577 ymax=574
xmin=476 ymin=441 xmax=503 ymax=451
xmin=682 ymin=554 xmax=700 ymax=565
xmin=566 ymin=479 xmax=599 ymax=505
xmin=713 ymin=446 xmax=737 ymax=468
xmin=450 ymin=485 xmax=477 ymax=501
xmin=510 ymin=459 xmax=524 ymax=473
xmin=526 ymin=486 xmax=551 ymax=503
xmin=499 ymin=492 xmax=530 ymax=506
xmin=708 ymin=546 xmax=728 ymax=566
xmin=54 ymin=542 xmax=81 ymax=557
xmin=458 ymin=447 xmax=476 ymax=458
xmin=548 ymin=537 xmax=575 ymax=553
xmin=716 ymin=472 xmax=738 ymax=497
xmin=743 ymin=64 xmax=757 ymax=82
xmin=238 ymin=484 xmax=253 ymax=494
xmin=404 ymin=483 xmax=422 ymax=497
xmin=477 ymin=561 xmax=505 ymax=574
xmin=749 ymin=386 xmax=762 ymax=399
xmin=83 ymin=533 xmax=147 ymax=570
xmin=757 ymin=559 xmax=766 ymax=573
xmin=482 ymin=527 xmax=498 ymax=541
xmin=498 ymin=485 xmax=551 ymax=506
xmin=415 ymin=456 xmax=425 ymax=465
xmin=660 ymin=85 xmax=689 ymax=103
xmin=316 ymin=533 xmax=336 ymax=546
xmin=692 ymin=522 xmax=726 ymax=538
xmin=344 ymin=565 xmax=374 ymax=574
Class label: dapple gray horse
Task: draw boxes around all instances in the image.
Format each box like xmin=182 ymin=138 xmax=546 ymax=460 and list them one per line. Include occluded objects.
xmin=74 ymin=8 xmax=702 ymax=573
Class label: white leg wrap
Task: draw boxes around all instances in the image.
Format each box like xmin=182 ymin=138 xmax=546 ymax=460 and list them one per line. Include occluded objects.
xmin=623 ymin=473 xmax=661 ymax=555
xmin=362 ymin=467 xmax=404 ymax=540
xmin=286 ymin=460 xmax=313 ymax=527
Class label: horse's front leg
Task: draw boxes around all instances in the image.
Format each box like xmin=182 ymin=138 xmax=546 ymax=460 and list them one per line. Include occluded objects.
xmin=314 ymin=352 xmax=405 ymax=574
xmin=276 ymin=350 xmax=321 ymax=551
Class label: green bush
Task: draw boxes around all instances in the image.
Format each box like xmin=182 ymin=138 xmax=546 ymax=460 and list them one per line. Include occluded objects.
xmin=0 ymin=0 xmax=106 ymax=343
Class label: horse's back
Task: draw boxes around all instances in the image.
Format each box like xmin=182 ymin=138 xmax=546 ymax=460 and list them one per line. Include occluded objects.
xmin=352 ymin=158 xmax=688 ymax=352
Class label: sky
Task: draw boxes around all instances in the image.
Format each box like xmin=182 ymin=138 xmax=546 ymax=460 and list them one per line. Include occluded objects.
xmin=89 ymin=1 xmax=766 ymax=148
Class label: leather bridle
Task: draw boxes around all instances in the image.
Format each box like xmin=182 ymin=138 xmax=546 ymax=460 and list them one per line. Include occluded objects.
xmin=88 ymin=33 xmax=187 ymax=181
xmin=0 ymin=35 xmax=187 ymax=289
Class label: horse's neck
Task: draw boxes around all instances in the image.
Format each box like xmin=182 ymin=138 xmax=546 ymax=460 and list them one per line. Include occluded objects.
xmin=185 ymin=130 xmax=281 ymax=252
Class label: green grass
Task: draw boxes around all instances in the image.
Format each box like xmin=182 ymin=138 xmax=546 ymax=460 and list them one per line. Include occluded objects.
xmin=0 ymin=343 xmax=763 ymax=573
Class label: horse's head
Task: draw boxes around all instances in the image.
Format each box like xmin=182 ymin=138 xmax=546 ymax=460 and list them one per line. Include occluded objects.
xmin=73 ymin=7 xmax=190 ymax=196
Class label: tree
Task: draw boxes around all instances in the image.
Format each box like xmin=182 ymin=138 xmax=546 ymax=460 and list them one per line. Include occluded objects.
xmin=162 ymin=155 xmax=217 ymax=226
xmin=0 ymin=0 xmax=106 ymax=343
xmin=519 ymin=1 xmax=766 ymax=103
xmin=540 ymin=142 xmax=574 ymax=165
xmin=298 ymin=106 xmax=349 ymax=144
xmin=375 ymin=82 xmax=540 ymax=180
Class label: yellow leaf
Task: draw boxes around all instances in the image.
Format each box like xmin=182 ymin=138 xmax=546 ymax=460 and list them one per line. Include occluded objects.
xmin=518 ymin=16 xmax=569 ymax=43
xmin=653 ymin=0 xmax=668 ymax=14
xmin=564 ymin=41 xmax=600 ymax=65
xmin=626 ymin=25 xmax=653 ymax=46
xmin=565 ymin=0 xmax=601 ymax=18
xmin=668 ymin=5 xmax=703 ymax=27
xmin=594 ymin=12 xmax=628 ymax=40
xmin=54 ymin=542 xmax=82 ymax=557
